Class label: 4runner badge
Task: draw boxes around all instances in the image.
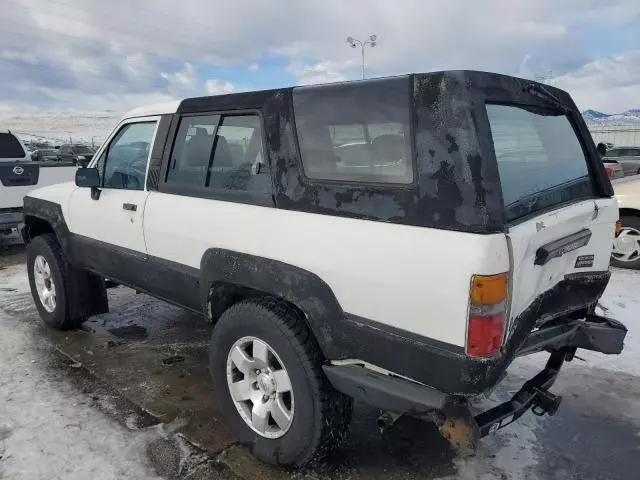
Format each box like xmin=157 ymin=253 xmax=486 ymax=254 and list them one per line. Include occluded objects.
xmin=12 ymin=165 xmax=24 ymax=175
xmin=575 ymin=254 xmax=595 ymax=268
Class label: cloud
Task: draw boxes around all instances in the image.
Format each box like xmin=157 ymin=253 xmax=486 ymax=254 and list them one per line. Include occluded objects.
xmin=287 ymin=60 xmax=350 ymax=85
xmin=550 ymin=51 xmax=640 ymax=112
xmin=204 ymin=80 xmax=235 ymax=95
xmin=160 ymin=63 xmax=198 ymax=93
xmin=248 ymin=63 xmax=260 ymax=72
xmin=0 ymin=0 xmax=639 ymax=111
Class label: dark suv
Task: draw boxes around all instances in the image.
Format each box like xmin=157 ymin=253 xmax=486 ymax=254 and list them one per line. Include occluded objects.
xmin=58 ymin=144 xmax=94 ymax=165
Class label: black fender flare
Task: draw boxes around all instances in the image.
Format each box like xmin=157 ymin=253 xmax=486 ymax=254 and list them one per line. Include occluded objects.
xmin=22 ymin=196 xmax=108 ymax=318
xmin=199 ymin=248 xmax=347 ymax=359
xmin=22 ymin=196 xmax=71 ymax=246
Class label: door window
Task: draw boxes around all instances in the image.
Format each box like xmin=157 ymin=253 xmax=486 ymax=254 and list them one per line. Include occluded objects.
xmin=98 ymin=122 xmax=156 ymax=190
xmin=208 ymin=115 xmax=270 ymax=194
xmin=167 ymin=115 xmax=220 ymax=186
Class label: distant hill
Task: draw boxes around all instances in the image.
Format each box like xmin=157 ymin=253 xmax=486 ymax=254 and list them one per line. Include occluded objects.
xmin=583 ymin=109 xmax=640 ymax=126
xmin=0 ymin=109 xmax=122 ymax=145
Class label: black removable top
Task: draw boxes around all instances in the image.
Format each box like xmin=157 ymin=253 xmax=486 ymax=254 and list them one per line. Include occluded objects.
xmin=173 ymin=70 xmax=612 ymax=233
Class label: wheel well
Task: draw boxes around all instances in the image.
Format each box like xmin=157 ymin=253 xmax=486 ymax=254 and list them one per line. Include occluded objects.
xmin=619 ymin=208 xmax=640 ymax=219
xmin=207 ymin=282 xmax=308 ymax=326
xmin=22 ymin=216 xmax=55 ymax=243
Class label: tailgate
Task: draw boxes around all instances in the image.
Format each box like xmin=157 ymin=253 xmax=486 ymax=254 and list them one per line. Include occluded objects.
xmin=507 ymin=198 xmax=617 ymax=323
xmin=0 ymin=162 xmax=40 ymax=210
xmin=485 ymin=103 xmax=616 ymax=331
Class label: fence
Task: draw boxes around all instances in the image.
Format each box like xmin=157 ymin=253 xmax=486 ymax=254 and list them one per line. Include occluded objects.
xmin=587 ymin=124 xmax=640 ymax=148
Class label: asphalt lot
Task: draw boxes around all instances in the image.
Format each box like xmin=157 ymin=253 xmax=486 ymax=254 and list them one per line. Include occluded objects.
xmin=1 ymin=245 xmax=639 ymax=479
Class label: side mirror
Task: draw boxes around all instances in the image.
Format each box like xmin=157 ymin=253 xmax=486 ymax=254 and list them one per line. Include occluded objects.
xmin=30 ymin=152 xmax=37 ymax=160
xmin=75 ymin=167 xmax=100 ymax=188
xmin=75 ymin=167 xmax=101 ymax=200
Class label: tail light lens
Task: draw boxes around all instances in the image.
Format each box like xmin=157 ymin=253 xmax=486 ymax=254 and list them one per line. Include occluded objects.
xmin=604 ymin=166 xmax=613 ymax=177
xmin=466 ymin=273 xmax=509 ymax=358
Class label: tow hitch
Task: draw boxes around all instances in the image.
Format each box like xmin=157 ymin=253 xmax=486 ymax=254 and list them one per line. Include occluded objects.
xmin=474 ymin=349 xmax=565 ymax=437
xmin=439 ymin=349 xmax=568 ymax=452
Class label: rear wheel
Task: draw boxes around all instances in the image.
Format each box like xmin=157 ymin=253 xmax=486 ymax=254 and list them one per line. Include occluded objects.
xmin=27 ymin=234 xmax=86 ymax=329
xmin=611 ymin=215 xmax=640 ymax=269
xmin=209 ymin=297 xmax=352 ymax=466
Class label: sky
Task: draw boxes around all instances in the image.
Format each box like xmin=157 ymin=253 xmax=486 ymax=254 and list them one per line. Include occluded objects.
xmin=0 ymin=0 xmax=639 ymax=114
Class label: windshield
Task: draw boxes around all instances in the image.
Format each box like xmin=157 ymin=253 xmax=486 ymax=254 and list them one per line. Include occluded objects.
xmin=487 ymin=104 xmax=595 ymax=221
xmin=0 ymin=133 xmax=26 ymax=158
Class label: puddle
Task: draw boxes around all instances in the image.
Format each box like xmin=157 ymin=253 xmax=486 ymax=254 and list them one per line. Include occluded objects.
xmin=108 ymin=324 xmax=148 ymax=340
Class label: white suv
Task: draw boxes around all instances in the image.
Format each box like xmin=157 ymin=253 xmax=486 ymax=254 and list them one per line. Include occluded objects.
xmin=21 ymin=72 xmax=627 ymax=466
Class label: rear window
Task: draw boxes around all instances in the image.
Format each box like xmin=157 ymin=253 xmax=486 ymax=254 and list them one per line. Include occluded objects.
xmin=293 ymin=79 xmax=413 ymax=184
xmin=486 ymin=104 xmax=594 ymax=221
xmin=0 ymin=133 xmax=26 ymax=159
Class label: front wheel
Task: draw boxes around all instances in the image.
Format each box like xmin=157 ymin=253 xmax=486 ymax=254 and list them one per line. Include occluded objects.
xmin=209 ymin=297 xmax=352 ymax=466
xmin=27 ymin=234 xmax=86 ymax=329
xmin=611 ymin=215 xmax=640 ymax=269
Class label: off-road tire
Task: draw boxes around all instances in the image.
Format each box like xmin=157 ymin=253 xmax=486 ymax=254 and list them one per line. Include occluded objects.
xmin=209 ymin=297 xmax=353 ymax=466
xmin=27 ymin=234 xmax=86 ymax=329
xmin=611 ymin=215 xmax=640 ymax=270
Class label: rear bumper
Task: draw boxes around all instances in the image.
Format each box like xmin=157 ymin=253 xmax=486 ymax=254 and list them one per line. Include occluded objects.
xmin=0 ymin=208 xmax=23 ymax=230
xmin=324 ymin=311 xmax=626 ymax=449
xmin=324 ymin=312 xmax=627 ymax=414
xmin=330 ymin=271 xmax=613 ymax=396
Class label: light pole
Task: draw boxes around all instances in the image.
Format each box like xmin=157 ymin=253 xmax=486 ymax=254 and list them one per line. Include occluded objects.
xmin=346 ymin=35 xmax=377 ymax=80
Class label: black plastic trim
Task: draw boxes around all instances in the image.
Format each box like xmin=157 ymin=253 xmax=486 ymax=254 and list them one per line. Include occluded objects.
xmin=535 ymin=228 xmax=592 ymax=265
xmin=323 ymin=364 xmax=449 ymax=414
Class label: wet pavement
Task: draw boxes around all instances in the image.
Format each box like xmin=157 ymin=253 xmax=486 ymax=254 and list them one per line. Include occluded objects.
xmin=1 ymin=247 xmax=639 ymax=479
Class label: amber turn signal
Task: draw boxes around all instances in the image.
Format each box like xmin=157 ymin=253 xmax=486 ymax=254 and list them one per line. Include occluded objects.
xmin=470 ymin=273 xmax=508 ymax=305
xmin=615 ymin=221 xmax=622 ymax=236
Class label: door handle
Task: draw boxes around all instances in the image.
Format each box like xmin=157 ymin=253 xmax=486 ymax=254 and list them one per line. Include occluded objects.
xmin=122 ymin=203 xmax=137 ymax=212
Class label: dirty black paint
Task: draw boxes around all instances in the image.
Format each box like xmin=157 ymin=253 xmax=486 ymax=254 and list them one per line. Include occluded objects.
xmin=170 ymin=70 xmax=613 ymax=233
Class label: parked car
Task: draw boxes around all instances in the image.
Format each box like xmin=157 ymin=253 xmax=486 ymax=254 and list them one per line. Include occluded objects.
xmin=611 ymin=175 xmax=640 ymax=268
xmin=0 ymin=130 xmax=29 ymax=162
xmin=604 ymin=146 xmax=640 ymax=177
xmin=602 ymin=157 xmax=625 ymax=179
xmin=30 ymin=149 xmax=61 ymax=162
xmin=1 ymin=131 xmax=78 ymax=235
xmin=57 ymin=143 xmax=94 ymax=165
xmin=21 ymin=72 xmax=626 ymax=467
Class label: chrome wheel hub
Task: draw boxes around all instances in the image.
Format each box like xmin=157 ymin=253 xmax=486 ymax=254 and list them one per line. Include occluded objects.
xmin=33 ymin=255 xmax=56 ymax=313
xmin=226 ymin=336 xmax=294 ymax=439
xmin=613 ymin=227 xmax=640 ymax=263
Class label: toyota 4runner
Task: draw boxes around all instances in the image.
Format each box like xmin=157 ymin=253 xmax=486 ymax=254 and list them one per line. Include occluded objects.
xmin=21 ymin=71 xmax=627 ymax=466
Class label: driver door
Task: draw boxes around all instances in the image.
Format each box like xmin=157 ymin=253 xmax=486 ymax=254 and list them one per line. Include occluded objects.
xmin=68 ymin=119 xmax=158 ymax=255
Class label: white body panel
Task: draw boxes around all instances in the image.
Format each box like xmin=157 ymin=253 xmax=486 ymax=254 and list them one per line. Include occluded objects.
xmin=143 ymin=191 xmax=510 ymax=347
xmin=0 ymin=165 xmax=78 ymax=210
xmin=68 ymin=188 xmax=149 ymax=253
xmin=507 ymin=198 xmax=618 ymax=322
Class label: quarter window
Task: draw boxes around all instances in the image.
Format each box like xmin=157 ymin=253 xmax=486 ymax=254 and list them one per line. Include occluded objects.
xmin=293 ymin=80 xmax=413 ymax=184
xmin=100 ymin=122 xmax=156 ymax=190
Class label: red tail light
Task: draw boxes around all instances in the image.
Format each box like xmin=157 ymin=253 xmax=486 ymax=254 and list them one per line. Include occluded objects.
xmin=604 ymin=166 xmax=613 ymax=177
xmin=467 ymin=313 xmax=506 ymax=357
xmin=466 ymin=273 xmax=508 ymax=358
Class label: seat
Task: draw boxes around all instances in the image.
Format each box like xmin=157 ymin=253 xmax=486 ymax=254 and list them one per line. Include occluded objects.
xmin=298 ymin=122 xmax=339 ymax=177
xmin=185 ymin=127 xmax=213 ymax=167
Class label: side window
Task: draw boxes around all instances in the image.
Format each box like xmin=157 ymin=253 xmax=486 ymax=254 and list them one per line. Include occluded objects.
xmin=167 ymin=115 xmax=219 ymax=186
xmin=208 ymin=115 xmax=270 ymax=194
xmin=101 ymin=122 xmax=156 ymax=190
xmin=293 ymin=81 xmax=413 ymax=184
